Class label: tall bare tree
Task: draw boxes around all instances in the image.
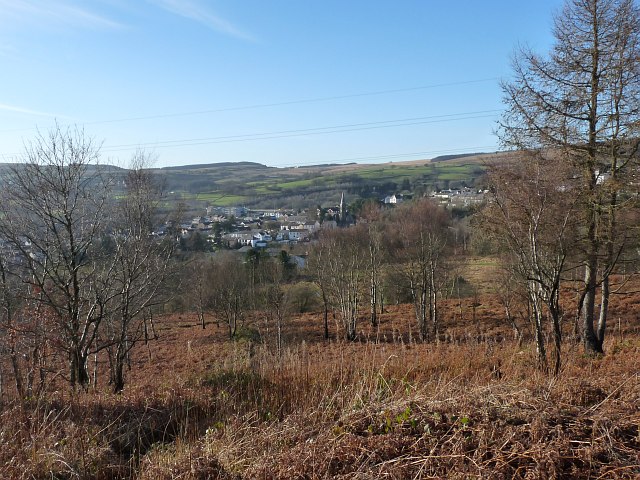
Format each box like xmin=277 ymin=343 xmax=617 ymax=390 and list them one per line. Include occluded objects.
xmin=359 ymin=202 xmax=386 ymax=327
xmin=499 ymin=0 xmax=640 ymax=354
xmin=100 ymin=151 xmax=175 ymax=393
xmin=259 ymin=259 xmax=289 ymax=355
xmin=388 ymin=199 xmax=449 ymax=342
xmin=209 ymin=253 xmax=248 ymax=338
xmin=0 ymin=126 xmax=112 ymax=388
xmin=189 ymin=255 xmax=215 ymax=329
xmin=314 ymin=228 xmax=367 ymax=341
xmin=306 ymin=236 xmax=333 ymax=340
xmin=482 ymin=153 xmax=580 ymax=374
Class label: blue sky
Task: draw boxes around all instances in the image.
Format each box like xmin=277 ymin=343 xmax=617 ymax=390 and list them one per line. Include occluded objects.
xmin=0 ymin=0 xmax=563 ymax=168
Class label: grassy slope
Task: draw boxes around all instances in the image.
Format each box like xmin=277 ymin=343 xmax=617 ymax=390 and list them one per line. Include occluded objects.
xmin=1 ymin=256 xmax=639 ymax=479
xmin=151 ymin=152 xmax=507 ymax=209
xmin=0 ymin=153 xmax=505 ymax=209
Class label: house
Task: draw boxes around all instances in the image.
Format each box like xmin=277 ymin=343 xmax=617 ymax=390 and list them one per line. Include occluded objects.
xmin=206 ymin=205 xmax=246 ymax=217
xmin=253 ymin=231 xmax=272 ymax=242
xmin=383 ymin=194 xmax=404 ymax=204
xmin=304 ymin=221 xmax=321 ymax=232
xmin=223 ymin=231 xmax=254 ymax=247
xmin=180 ymin=224 xmax=195 ymax=236
xmin=288 ymin=229 xmax=310 ymax=242
xmin=285 ymin=214 xmax=308 ymax=224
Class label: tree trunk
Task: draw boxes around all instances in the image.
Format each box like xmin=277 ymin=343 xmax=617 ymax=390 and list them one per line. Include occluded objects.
xmin=70 ymin=348 xmax=90 ymax=389
xmin=112 ymin=356 xmax=126 ymax=393
xmin=550 ymin=288 xmax=562 ymax=377
xmin=530 ymin=289 xmax=547 ymax=372
xmin=505 ymin=304 xmax=522 ymax=344
xmin=347 ymin=304 xmax=357 ymax=341
xmin=10 ymin=349 xmax=24 ymax=399
xmin=370 ymin=271 xmax=378 ymax=327
xmin=582 ymin=258 xmax=602 ymax=354
xmin=429 ymin=262 xmax=438 ymax=340
xmin=323 ymin=298 xmax=329 ymax=340
xmin=597 ymin=186 xmax=617 ymax=352
xmin=597 ymin=276 xmax=609 ymax=351
xmin=276 ymin=311 xmax=283 ymax=356
xmin=412 ymin=280 xmax=429 ymax=342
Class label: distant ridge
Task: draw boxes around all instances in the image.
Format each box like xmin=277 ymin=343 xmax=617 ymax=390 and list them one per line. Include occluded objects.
xmin=298 ymin=162 xmax=357 ymax=169
xmin=430 ymin=152 xmax=487 ymax=162
xmin=157 ymin=161 xmax=268 ymax=171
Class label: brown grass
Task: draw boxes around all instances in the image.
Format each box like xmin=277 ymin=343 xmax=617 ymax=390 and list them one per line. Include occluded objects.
xmin=1 ymin=300 xmax=639 ymax=478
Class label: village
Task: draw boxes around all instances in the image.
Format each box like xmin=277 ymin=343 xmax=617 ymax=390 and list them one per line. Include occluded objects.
xmin=167 ymin=187 xmax=487 ymax=255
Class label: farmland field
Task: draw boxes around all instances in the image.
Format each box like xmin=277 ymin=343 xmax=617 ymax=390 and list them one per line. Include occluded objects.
xmin=148 ymin=152 xmax=504 ymax=210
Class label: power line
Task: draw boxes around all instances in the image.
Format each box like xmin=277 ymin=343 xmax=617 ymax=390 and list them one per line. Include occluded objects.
xmin=101 ymin=109 xmax=502 ymax=152
xmin=84 ymin=77 xmax=499 ymax=126
xmin=0 ymin=77 xmax=498 ymax=134
xmin=0 ymin=110 xmax=502 ymax=158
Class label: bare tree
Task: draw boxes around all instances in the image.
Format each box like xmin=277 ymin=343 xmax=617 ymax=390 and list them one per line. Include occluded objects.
xmin=481 ymin=153 xmax=579 ymax=374
xmin=189 ymin=255 xmax=214 ymax=329
xmin=306 ymin=237 xmax=333 ymax=340
xmin=0 ymin=126 xmax=112 ymax=389
xmin=210 ymin=253 xmax=248 ymax=338
xmin=499 ymin=0 xmax=640 ymax=354
xmin=359 ymin=202 xmax=386 ymax=327
xmin=493 ymin=259 xmax=528 ymax=345
xmin=100 ymin=151 xmax=175 ymax=393
xmin=388 ymin=200 xmax=449 ymax=342
xmin=314 ymin=228 xmax=367 ymax=341
xmin=259 ymin=259 xmax=289 ymax=355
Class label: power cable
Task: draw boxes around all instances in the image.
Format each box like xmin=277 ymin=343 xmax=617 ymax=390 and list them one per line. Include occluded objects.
xmin=101 ymin=110 xmax=501 ymax=152
xmin=84 ymin=77 xmax=499 ymax=126
xmin=0 ymin=77 xmax=498 ymax=134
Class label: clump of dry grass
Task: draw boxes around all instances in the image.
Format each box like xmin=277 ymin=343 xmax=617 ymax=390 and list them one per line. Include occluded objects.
xmin=0 ymin=319 xmax=638 ymax=479
xmin=210 ymin=340 xmax=640 ymax=479
xmin=0 ymin=387 xmax=215 ymax=479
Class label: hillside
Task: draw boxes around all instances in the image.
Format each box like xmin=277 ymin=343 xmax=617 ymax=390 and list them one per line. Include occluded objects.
xmin=0 ymin=151 xmax=509 ymax=211
xmin=1 ymin=257 xmax=638 ymax=479
xmin=152 ymin=151 xmax=508 ymax=210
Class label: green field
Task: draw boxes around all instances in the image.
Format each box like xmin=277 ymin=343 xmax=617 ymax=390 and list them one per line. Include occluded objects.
xmin=150 ymin=153 xmax=503 ymax=209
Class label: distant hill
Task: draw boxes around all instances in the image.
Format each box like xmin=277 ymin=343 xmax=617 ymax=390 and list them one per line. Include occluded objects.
xmin=0 ymin=151 xmax=515 ymax=211
xmin=430 ymin=152 xmax=489 ymax=162
xmin=146 ymin=151 xmax=515 ymax=211
xmin=157 ymin=161 xmax=268 ymax=171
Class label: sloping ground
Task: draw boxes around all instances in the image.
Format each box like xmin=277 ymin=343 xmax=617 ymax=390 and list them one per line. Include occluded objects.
xmin=1 ymin=318 xmax=639 ymax=478
xmin=144 ymin=151 xmax=512 ymax=209
xmin=1 ymin=272 xmax=640 ymax=479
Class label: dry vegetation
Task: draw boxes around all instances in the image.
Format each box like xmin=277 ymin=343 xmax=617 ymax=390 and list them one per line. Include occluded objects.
xmin=1 ymin=292 xmax=639 ymax=479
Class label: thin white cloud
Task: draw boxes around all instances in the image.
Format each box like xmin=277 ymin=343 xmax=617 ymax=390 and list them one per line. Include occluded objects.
xmin=0 ymin=0 xmax=125 ymax=31
xmin=148 ymin=0 xmax=254 ymax=41
xmin=0 ymin=103 xmax=73 ymax=120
